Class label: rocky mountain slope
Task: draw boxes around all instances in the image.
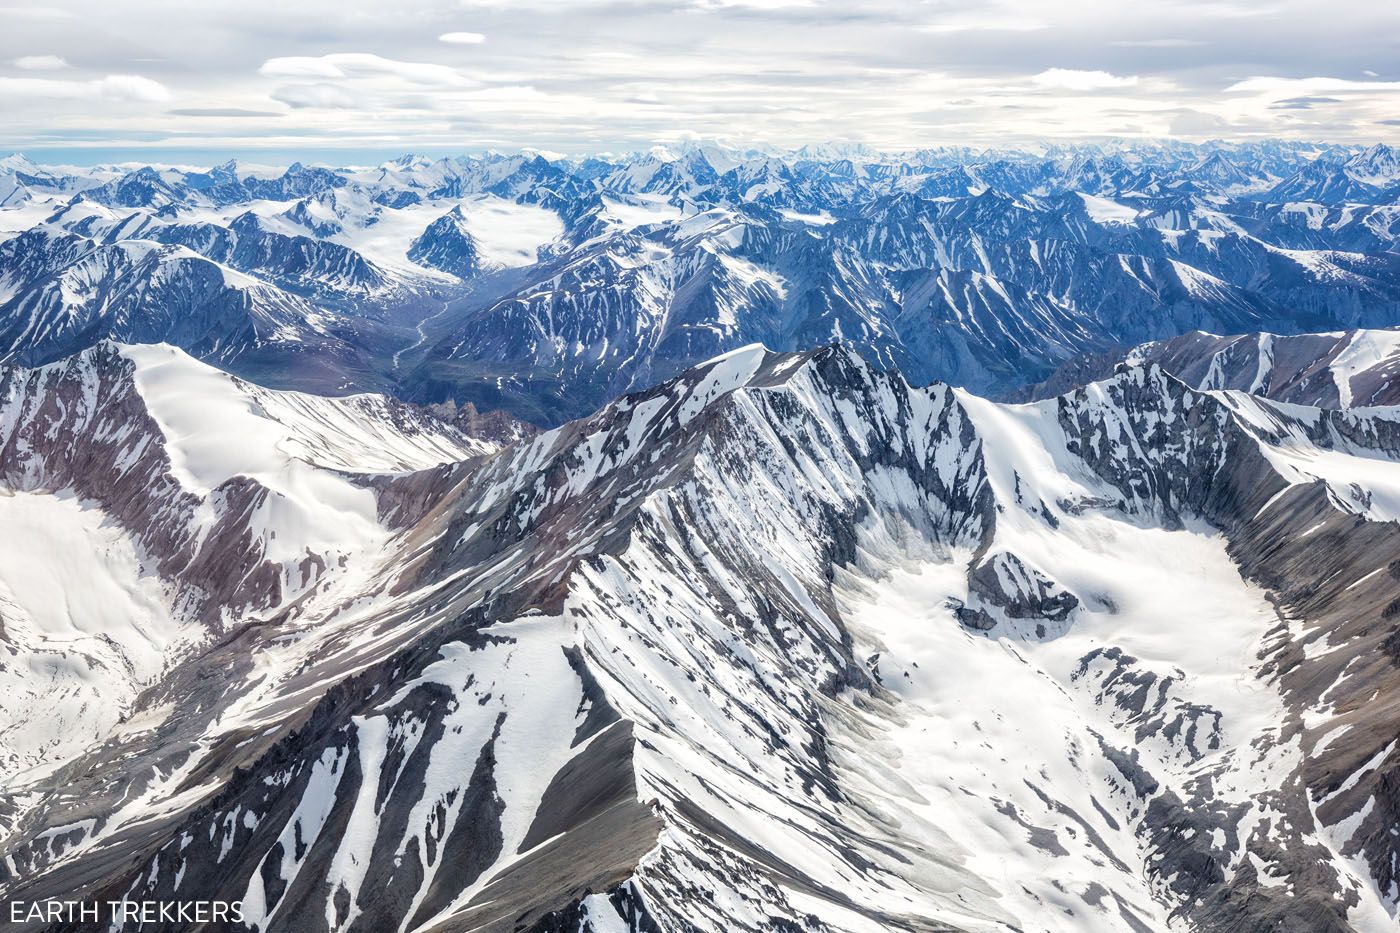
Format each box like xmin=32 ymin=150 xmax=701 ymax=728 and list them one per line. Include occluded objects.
xmin=2 ymin=342 xmax=1397 ymax=932
xmin=0 ymin=342 xmax=510 ymax=779
xmin=1015 ymin=328 xmax=1400 ymax=409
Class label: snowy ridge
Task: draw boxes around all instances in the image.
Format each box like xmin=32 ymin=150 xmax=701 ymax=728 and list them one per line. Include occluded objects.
xmin=0 ymin=226 xmax=348 ymax=367
xmin=1025 ymin=328 xmax=1400 ymax=411
xmin=0 ymin=343 xmax=505 ymax=781
xmin=123 ymin=343 xmax=497 ymax=485
xmin=2 ymin=344 xmax=1399 ymax=931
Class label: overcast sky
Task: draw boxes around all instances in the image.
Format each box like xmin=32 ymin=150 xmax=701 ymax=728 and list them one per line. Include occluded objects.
xmin=2 ymin=0 xmax=1398 ymax=163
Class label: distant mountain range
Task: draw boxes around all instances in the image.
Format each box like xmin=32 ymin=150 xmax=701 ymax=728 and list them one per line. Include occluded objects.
xmin=3 ymin=140 xmax=1399 ymax=424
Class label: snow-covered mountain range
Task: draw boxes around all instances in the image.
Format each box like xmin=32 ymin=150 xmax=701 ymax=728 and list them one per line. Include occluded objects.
xmin=2 ymin=140 xmax=1400 ymax=932
xmin=1 ymin=336 xmax=1399 ymax=931
xmin=3 ymin=141 xmax=1400 ymax=423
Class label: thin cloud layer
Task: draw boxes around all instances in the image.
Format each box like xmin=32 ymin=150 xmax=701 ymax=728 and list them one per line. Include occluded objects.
xmin=0 ymin=0 xmax=1395 ymax=159
xmin=13 ymin=55 xmax=69 ymax=70
xmin=1031 ymin=69 xmax=1140 ymax=90
xmin=0 ymin=74 xmax=170 ymax=102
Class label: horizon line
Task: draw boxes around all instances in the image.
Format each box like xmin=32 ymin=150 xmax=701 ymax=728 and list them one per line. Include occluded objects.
xmin=5 ymin=136 xmax=1391 ymax=170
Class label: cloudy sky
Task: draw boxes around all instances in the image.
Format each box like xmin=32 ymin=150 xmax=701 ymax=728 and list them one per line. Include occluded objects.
xmin=2 ymin=0 xmax=1397 ymax=162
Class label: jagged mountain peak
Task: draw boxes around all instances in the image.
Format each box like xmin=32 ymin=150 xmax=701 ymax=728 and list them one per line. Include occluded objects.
xmin=0 ymin=152 xmax=43 ymax=174
xmin=4 ymin=338 xmax=1400 ymax=931
xmin=1345 ymin=142 xmax=1400 ymax=186
xmin=407 ymin=205 xmax=489 ymax=280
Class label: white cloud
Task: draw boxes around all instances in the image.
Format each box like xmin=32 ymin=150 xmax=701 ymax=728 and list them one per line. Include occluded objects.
xmin=169 ymin=107 xmax=283 ymax=117
xmin=270 ymin=82 xmax=358 ymax=109
xmin=2 ymin=0 xmax=1398 ymax=153
xmin=917 ymin=20 xmax=1048 ymax=35
xmin=1031 ymin=68 xmax=1139 ymax=91
xmin=439 ymin=32 xmax=486 ymax=44
xmin=1225 ymin=76 xmax=1400 ymax=94
xmin=259 ymin=53 xmax=472 ymax=87
xmin=1111 ymin=38 xmax=1207 ymax=48
xmin=13 ymin=55 xmax=69 ymax=70
xmin=691 ymin=0 xmax=816 ymax=8
xmin=463 ymin=85 xmax=548 ymax=103
xmin=97 ymin=75 xmax=172 ymax=101
xmin=1173 ymin=1 xmax=1277 ymax=18
xmin=0 ymin=6 xmax=76 ymax=20
xmin=0 ymin=73 xmax=170 ymax=101
xmin=259 ymin=57 xmax=345 ymax=79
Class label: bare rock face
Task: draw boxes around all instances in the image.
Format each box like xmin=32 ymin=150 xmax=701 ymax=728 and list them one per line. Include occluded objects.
xmin=407 ymin=206 xmax=490 ymax=281
xmin=969 ymin=550 xmax=1079 ymax=622
xmin=428 ymin=397 xmax=536 ymax=446
xmin=1 ymin=342 xmax=1400 ymax=933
